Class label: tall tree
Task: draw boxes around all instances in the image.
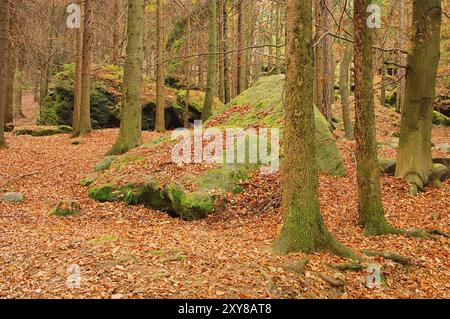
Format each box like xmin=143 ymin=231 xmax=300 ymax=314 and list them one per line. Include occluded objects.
xmin=155 ymin=0 xmax=165 ymax=132
xmin=396 ymin=0 xmax=442 ymax=194
xmin=78 ymin=0 xmax=93 ymax=136
xmin=201 ymin=0 xmax=217 ymax=121
xmin=0 ymin=0 xmax=10 ymax=148
xmin=339 ymin=42 xmax=353 ymax=139
xmin=72 ymin=0 xmax=84 ymax=137
xmin=222 ymin=0 xmax=231 ymax=103
xmin=235 ymin=0 xmax=244 ymax=95
xmin=314 ymin=0 xmax=333 ymax=122
xmin=354 ymin=0 xmax=401 ymax=235
xmin=109 ymin=0 xmax=145 ymax=155
xmin=274 ymin=0 xmax=354 ymax=258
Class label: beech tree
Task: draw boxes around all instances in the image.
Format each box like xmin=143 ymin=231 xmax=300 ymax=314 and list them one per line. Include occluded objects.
xmin=395 ymin=0 xmax=442 ymax=194
xmin=274 ymin=0 xmax=355 ymax=258
xmin=71 ymin=0 xmax=84 ymax=138
xmin=155 ymin=0 xmax=165 ymax=132
xmin=78 ymin=0 xmax=93 ymax=136
xmin=109 ymin=0 xmax=145 ymax=155
xmin=0 ymin=0 xmax=10 ymax=149
xmin=201 ymin=0 xmax=217 ymax=121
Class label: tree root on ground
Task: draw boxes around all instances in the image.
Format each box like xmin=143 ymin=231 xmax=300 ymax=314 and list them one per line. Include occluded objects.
xmin=361 ymin=249 xmax=412 ymax=266
xmin=329 ymin=262 xmax=367 ymax=272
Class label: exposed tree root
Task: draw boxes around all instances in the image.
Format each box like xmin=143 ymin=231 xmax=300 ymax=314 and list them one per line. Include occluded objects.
xmin=330 ymin=262 xmax=367 ymax=272
xmin=426 ymin=229 xmax=450 ymax=239
xmin=363 ymin=219 xmax=429 ymax=238
xmin=361 ymin=249 xmax=412 ymax=266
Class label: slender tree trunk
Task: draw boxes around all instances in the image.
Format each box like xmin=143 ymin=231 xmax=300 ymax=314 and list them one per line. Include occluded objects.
xmin=184 ymin=16 xmax=191 ymax=128
xmin=354 ymin=0 xmax=396 ymax=235
xmin=223 ymin=0 xmax=231 ymax=103
xmin=274 ymin=0 xmax=282 ymax=75
xmin=108 ymin=0 xmax=145 ymax=155
xmin=0 ymin=0 xmax=10 ymax=148
xmin=397 ymin=0 xmax=409 ymax=113
xmin=396 ymin=0 xmax=442 ymax=194
xmin=201 ymin=0 xmax=217 ymax=121
xmin=72 ymin=0 xmax=84 ymax=137
xmin=13 ymin=55 xmax=24 ymax=119
xmin=340 ymin=42 xmax=353 ymax=139
xmin=314 ymin=0 xmax=332 ymax=122
xmin=155 ymin=0 xmax=165 ymax=132
xmin=5 ymin=45 xmax=14 ymax=126
xmin=274 ymin=0 xmax=354 ymax=258
xmin=78 ymin=0 xmax=93 ymax=136
xmin=235 ymin=0 xmax=244 ymax=95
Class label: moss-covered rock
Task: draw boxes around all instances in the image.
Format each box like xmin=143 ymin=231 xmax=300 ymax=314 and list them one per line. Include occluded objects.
xmin=48 ymin=200 xmax=80 ymax=216
xmin=95 ymin=156 xmax=118 ymax=172
xmin=39 ymin=64 xmax=223 ymax=130
xmin=1 ymin=192 xmax=24 ymax=203
xmin=379 ymin=158 xmax=396 ymax=176
xmin=13 ymin=125 xmax=72 ymax=137
xmin=88 ymin=165 xmax=250 ymax=220
xmin=207 ymin=75 xmax=345 ymax=176
xmin=432 ymin=111 xmax=450 ymax=126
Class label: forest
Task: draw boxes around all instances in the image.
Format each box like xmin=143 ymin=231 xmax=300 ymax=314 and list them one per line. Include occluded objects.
xmin=0 ymin=0 xmax=448 ymax=300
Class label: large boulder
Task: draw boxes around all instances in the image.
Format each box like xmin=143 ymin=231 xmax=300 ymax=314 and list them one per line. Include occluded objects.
xmin=207 ymin=75 xmax=345 ymax=176
xmin=87 ymin=76 xmax=346 ymax=220
xmin=39 ymin=64 xmax=222 ymax=130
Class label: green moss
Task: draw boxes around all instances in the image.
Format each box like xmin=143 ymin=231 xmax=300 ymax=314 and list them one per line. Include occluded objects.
xmin=432 ymin=111 xmax=450 ymax=126
xmin=165 ymin=183 xmax=215 ymax=220
xmin=88 ymin=235 xmax=118 ymax=244
xmin=48 ymin=208 xmax=79 ymax=217
xmin=95 ymin=156 xmax=118 ymax=172
xmin=88 ymin=184 xmax=120 ymax=202
xmin=13 ymin=125 xmax=72 ymax=137
xmin=206 ymin=75 xmax=345 ymax=176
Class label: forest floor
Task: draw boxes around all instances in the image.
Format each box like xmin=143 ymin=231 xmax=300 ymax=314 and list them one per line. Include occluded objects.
xmin=0 ymin=93 xmax=448 ymax=299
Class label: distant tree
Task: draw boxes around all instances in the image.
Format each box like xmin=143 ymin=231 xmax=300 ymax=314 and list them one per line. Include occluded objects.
xmin=340 ymin=42 xmax=353 ymax=139
xmin=108 ymin=0 xmax=145 ymax=155
xmin=0 ymin=0 xmax=10 ymax=148
xmin=201 ymin=0 xmax=217 ymax=121
xmin=396 ymin=0 xmax=442 ymax=194
xmin=72 ymin=0 xmax=84 ymax=137
xmin=155 ymin=0 xmax=165 ymax=132
xmin=78 ymin=0 xmax=93 ymax=136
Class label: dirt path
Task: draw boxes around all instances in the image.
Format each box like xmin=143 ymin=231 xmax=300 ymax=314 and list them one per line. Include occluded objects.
xmin=0 ymin=128 xmax=448 ymax=298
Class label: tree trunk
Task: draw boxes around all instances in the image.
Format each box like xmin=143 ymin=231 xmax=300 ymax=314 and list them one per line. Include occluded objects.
xmin=223 ymin=0 xmax=231 ymax=103
xmin=108 ymin=0 xmax=145 ymax=155
xmin=71 ymin=0 xmax=84 ymax=137
xmin=155 ymin=0 xmax=165 ymax=132
xmin=274 ymin=0 xmax=282 ymax=75
xmin=235 ymin=0 xmax=244 ymax=95
xmin=274 ymin=0 xmax=354 ymax=258
xmin=0 ymin=0 xmax=10 ymax=148
xmin=13 ymin=55 xmax=24 ymax=119
xmin=395 ymin=0 xmax=442 ymax=194
xmin=201 ymin=0 xmax=217 ymax=121
xmin=314 ymin=0 xmax=332 ymax=123
xmin=339 ymin=42 xmax=353 ymax=139
xmin=397 ymin=0 xmax=409 ymax=113
xmin=354 ymin=0 xmax=394 ymax=235
xmin=79 ymin=0 xmax=93 ymax=136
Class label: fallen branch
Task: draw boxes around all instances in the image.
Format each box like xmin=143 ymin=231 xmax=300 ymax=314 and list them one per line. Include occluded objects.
xmin=426 ymin=229 xmax=450 ymax=239
xmin=330 ymin=262 xmax=367 ymax=272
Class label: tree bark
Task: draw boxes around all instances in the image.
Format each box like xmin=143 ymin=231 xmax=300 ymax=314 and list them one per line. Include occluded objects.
xmin=274 ymin=0 xmax=354 ymax=258
xmin=340 ymin=42 xmax=353 ymax=139
xmin=223 ymin=0 xmax=231 ymax=103
xmin=72 ymin=0 xmax=84 ymax=137
xmin=0 ymin=0 xmax=10 ymax=148
xmin=201 ymin=0 xmax=217 ymax=121
xmin=395 ymin=0 xmax=442 ymax=194
xmin=108 ymin=0 xmax=145 ymax=155
xmin=155 ymin=0 xmax=165 ymax=132
xmin=79 ymin=0 xmax=93 ymax=136
xmin=354 ymin=0 xmax=395 ymax=235
xmin=314 ymin=0 xmax=332 ymax=123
